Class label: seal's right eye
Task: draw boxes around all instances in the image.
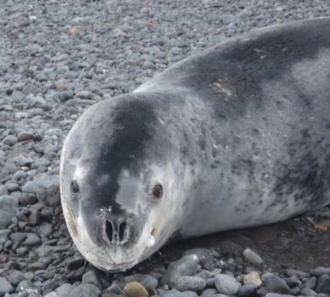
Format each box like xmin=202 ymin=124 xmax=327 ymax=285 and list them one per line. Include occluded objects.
xmin=71 ymin=181 xmax=80 ymax=194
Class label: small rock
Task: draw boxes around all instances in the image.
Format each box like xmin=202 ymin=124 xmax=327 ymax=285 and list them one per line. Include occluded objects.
xmin=70 ymin=284 xmax=101 ymax=297
xmin=16 ymin=280 xmax=41 ymax=294
xmin=82 ymin=270 xmax=102 ymax=290
xmin=24 ymin=234 xmax=41 ymax=246
xmin=315 ymin=274 xmax=330 ymax=293
xmin=174 ymin=276 xmax=206 ymax=292
xmin=238 ymin=283 xmax=258 ymax=297
xmin=163 ymin=289 xmax=188 ymax=297
xmin=0 ymin=210 xmax=12 ymax=227
xmin=55 ymin=283 xmax=74 ymax=297
xmin=310 ymin=268 xmax=330 ymax=277
xmin=123 ymin=281 xmax=149 ymax=297
xmin=0 ymin=277 xmax=14 ymax=295
xmin=243 ymin=248 xmax=263 ymax=264
xmin=7 ymin=270 xmax=26 ymax=286
xmin=161 ymin=255 xmax=199 ymax=286
xmin=263 ymin=274 xmax=293 ymax=294
xmin=18 ymin=133 xmax=34 ymax=142
xmin=215 ymin=274 xmax=240 ymax=296
xmin=183 ymin=248 xmax=213 ymax=267
xmin=244 ymin=271 xmax=262 ymax=286
xmin=2 ymin=135 xmax=18 ymax=146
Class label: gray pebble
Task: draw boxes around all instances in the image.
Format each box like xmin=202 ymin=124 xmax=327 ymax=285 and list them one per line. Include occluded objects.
xmin=263 ymin=275 xmax=293 ymax=294
xmin=163 ymin=289 xmax=188 ymax=297
xmin=243 ymin=248 xmax=263 ymax=265
xmin=55 ymin=283 xmax=74 ymax=297
xmin=70 ymin=283 xmax=101 ymax=297
xmin=238 ymin=284 xmax=257 ymax=297
xmin=0 ymin=277 xmax=14 ymax=295
xmin=9 ymin=232 xmax=27 ymax=243
xmin=214 ymin=274 xmax=239 ymax=296
xmin=24 ymin=234 xmax=41 ymax=246
xmin=175 ymin=276 xmax=206 ymax=292
xmin=2 ymin=135 xmax=18 ymax=146
xmin=161 ymin=255 xmax=199 ymax=286
xmin=315 ymin=275 xmax=330 ymax=293
xmin=7 ymin=270 xmax=26 ymax=286
xmin=16 ymin=280 xmax=41 ymax=295
xmin=82 ymin=270 xmax=102 ymax=290
xmin=183 ymin=248 xmax=214 ymax=269
xmin=0 ymin=229 xmax=11 ymax=244
xmin=201 ymin=288 xmax=218 ymax=296
xmin=0 ymin=210 xmax=13 ymax=227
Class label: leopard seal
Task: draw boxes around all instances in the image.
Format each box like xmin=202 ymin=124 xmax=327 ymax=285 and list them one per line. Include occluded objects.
xmin=60 ymin=17 xmax=330 ymax=272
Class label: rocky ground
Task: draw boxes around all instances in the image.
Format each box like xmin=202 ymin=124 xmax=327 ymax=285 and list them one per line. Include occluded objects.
xmin=0 ymin=0 xmax=330 ymax=296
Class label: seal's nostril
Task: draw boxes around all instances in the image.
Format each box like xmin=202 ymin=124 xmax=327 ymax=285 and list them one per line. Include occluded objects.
xmin=105 ymin=221 xmax=113 ymax=243
xmin=119 ymin=222 xmax=127 ymax=242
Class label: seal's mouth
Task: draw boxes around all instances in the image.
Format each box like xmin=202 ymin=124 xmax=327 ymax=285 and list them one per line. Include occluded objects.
xmin=90 ymin=229 xmax=157 ymax=272
xmin=74 ymin=218 xmax=159 ymax=272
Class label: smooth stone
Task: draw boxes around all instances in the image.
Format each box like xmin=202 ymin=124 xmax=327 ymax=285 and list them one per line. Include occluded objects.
xmin=16 ymin=247 xmax=28 ymax=256
xmin=55 ymin=283 xmax=74 ymax=297
xmin=2 ymin=135 xmax=18 ymax=146
xmin=123 ymin=282 xmax=149 ymax=297
xmin=201 ymin=288 xmax=218 ymax=296
xmin=286 ymin=269 xmax=309 ymax=279
xmin=265 ymin=293 xmax=294 ymax=297
xmin=304 ymin=276 xmax=317 ymax=289
xmin=0 ymin=195 xmax=17 ymax=216
xmin=300 ymin=287 xmax=317 ymax=296
xmin=16 ymin=280 xmax=41 ymax=294
xmin=174 ymin=276 xmax=206 ymax=292
xmin=22 ymin=174 xmax=60 ymax=193
xmin=182 ymin=248 xmax=213 ymax=266
xmin=195 ymin=270 xmax=218 ymax=280
xmin=238 ymin=284 xmax=257 ymax=297
xmin=0 ymin=210 xmax=12 ymax=228
xmin=28 ymin=210 xmax=41 ymax=227
xmin=82 ymin=270 xmax=102 ymax=290
xmin=70 ymin=284 xmax=101 ymax=297
xmin=161 ymin=255 xmax=199 ymax=286
xmin=163 ymin=289 xmax=188 ymax=297
xmin=44 ymin=292 xmax=60 ymax=297
xmin=243 ymin=248 xmax=263 ymax=264
xmin=140 ymin=276 xmax=159 ymax=289
xmin=24 ymin=234 xmax=41 ymax=246
xmin=0 ymin=186 xmax=8 ymax=196
xmin=17 ymin=133 xmax=34 ymax=142
xmin=7 ymin=270 xmax=26 ymax=286
xmin=310 ymin=268 xmax=330 ymax=277
xmin=0 ymin=277 xmax=14 ymax=295
xmin=27 ymin=262 xmax=47 ymax=271
xmin=104 ymin=283 xmax=126 ymax=295
xmin=315 ymin=275 xmax=330 ymax=293
xmin=16 ymin=193 xmax=38 ymax=206
xmin=214 ymin=274 xmax=239 ymax=296
xmin=263 ymin=275 xmax=293 ymax=294
xmin=0 ymin=229 xmax=11 ymax=244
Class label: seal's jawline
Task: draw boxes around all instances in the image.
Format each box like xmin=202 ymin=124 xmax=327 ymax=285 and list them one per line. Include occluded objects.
xmin=73 ymin=214 xmax=159 ymax=271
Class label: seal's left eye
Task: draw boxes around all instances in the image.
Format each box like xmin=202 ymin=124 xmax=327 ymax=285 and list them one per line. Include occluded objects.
xmin=152 ymin=184 xmax=163 ymax=199
xmin=71 ymin=181 xmax=79 ymax=194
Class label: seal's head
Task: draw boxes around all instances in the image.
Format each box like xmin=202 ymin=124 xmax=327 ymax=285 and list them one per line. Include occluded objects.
xmin=60 ymin=93 xmax=184 ymax=271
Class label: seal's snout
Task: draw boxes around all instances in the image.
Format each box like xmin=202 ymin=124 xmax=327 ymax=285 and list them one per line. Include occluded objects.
xmin=105 ymin=219 xmax=129 ymax=244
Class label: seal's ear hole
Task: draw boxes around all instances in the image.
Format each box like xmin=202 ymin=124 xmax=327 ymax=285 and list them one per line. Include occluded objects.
xmin=152 ymin=184 xmax=163 ymax=199
xmin=71 ymin=181 xmax=80 ymax=194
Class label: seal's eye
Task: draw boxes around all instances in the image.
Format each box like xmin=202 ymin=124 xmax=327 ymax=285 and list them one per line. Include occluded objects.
xmin=71 ymin=181 xmax=79 ymax=194
xmin=152 ymin=184 xmax=163 ymax=199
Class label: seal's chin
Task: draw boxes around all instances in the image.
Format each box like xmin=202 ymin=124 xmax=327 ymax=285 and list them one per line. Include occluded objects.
xmin=73 ymin=216 xmax=158 ymax=271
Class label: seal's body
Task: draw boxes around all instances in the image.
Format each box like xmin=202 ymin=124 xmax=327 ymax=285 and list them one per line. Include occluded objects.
xmin=61 ymin=17 xmax=330 ymax=271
